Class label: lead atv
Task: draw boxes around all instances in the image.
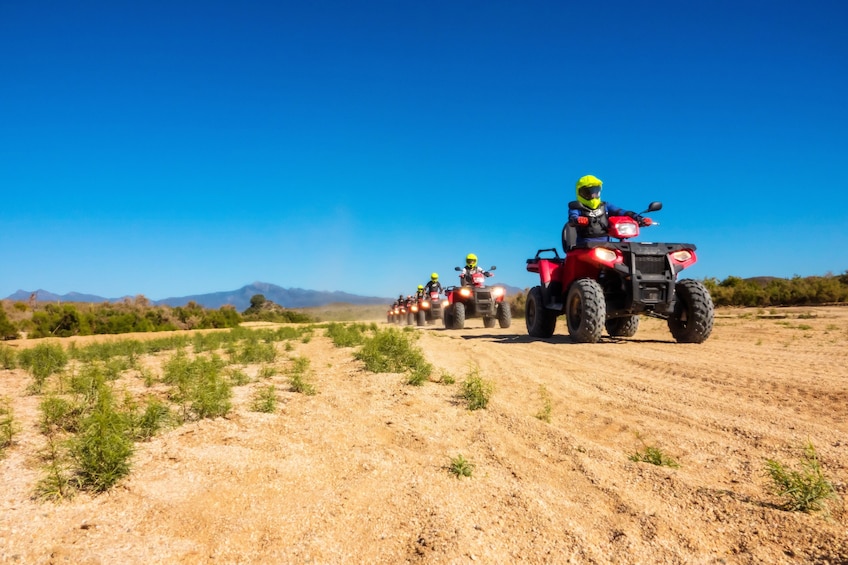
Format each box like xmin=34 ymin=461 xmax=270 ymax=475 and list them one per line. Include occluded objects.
xmin=524 ymin=202 xmax=714 ymax=343
xmin=443 ymin=266 xmax=512 ymax=330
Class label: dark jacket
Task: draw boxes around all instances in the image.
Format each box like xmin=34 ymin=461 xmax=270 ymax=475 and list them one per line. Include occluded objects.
xmin=567 ymin=201 xmax=640 ymax=244
xmin=424 ymin=280 xmax=443 ymax=294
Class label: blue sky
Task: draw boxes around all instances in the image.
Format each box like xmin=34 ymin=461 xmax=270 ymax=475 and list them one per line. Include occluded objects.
xmin=2 ymin=0 xmax=846 ymax=301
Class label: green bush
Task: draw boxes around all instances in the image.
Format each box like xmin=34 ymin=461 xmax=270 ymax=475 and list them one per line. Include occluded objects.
xmin=40 ymin=395 xmax=85 ymax=434
xmin=18 ymin=343 xmax=69 ymax=393
xmin=448 ymin=454 xmax=475 ymax=478
xmin=355 ymin=328 xmax=430 ymax=378
xmin=325 ymin=322 xmax=368 ymax=348
xmin=69 ymin=384 xmax=134 ymax=492
xmin=250 ymin=385 xmax=277 ymax=413
xmin=163 ymin=352 xmax=231 ymax=420
xmin=461 ymin=366 xmax=493 ymax=410
xmin=288 ymin=356 xmax=317 ymax=395
xmin=765 ymin=442 xmax=836 ymax=513
xmin=0 ymin=307 xmax=20 ymax=340
xmin=0 ymin=397 xmax=17 ymax=456
xmin=0 ymin=344 xmax=16 ymax=369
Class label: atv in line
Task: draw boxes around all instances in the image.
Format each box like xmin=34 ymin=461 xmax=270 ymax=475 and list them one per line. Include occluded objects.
xmin=413 ymin=290 xmax=444 ymax=326
xmin=443 ymin=266 xmax=512 ymax=330
xmin=524 ymin=202 xmax=714 ymax=343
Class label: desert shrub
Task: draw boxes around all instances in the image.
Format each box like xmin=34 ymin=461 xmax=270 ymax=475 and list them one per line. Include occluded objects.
xmin=0 ymin=344 xmax=16 ymax=369
xmin=629 ymin=444 xmax=679 ymax=468
xmin=461 ymin=366 xmax=493 ymax=410
xmin=355 ymin=328 xmax=431 ymax=379
xmin=35 ymin=436 xmax=75 ymax=501
xmin=226 ymin=367 xmax=251 ymax=385
xmin=765 ymin=442 xmax=836 ymax=513
xmin=448 ymin=454 xmax=474 ymax=478
xmin=67 ymin=362 xmax=109 ymax=405
xmin=257 ymin=365 xmax=277 ymax=379
xmin=250 ymin=385 xmax=277 ymax=413
xmin=231 ymin=335 xmax=277 ymax=364
xmin=122 ymin=396 xmax=170 ymax=441
xmin=535 ymin=385 xmax=552 ymax=422
xmin=325 ymin=322 xmax=368 ymax=348
xmin=69 ymin=384 xmax=134 ymax=492
xmin=40 ymin=395 xmax=85 ymax=434
xmin=0 ymin=397 xmax=17 ymax=455
xmin=163 ymin=352 xmax=231 ymax=420
xmin=288 ymin=356 xmax=317 ymax=395
xmin=18 ymin=342 xmax=68 ymax=393
xmin=0 ymin=307 xmax=20 ymax=340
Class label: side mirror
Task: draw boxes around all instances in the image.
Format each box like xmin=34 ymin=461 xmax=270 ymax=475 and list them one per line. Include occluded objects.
xmin=645 ymin=201 xmax=663 ymax=213
xmin=489 ymin=266 xmax=497 ymax=270
xmin=455 ymin=266 xmax=461 ymax=271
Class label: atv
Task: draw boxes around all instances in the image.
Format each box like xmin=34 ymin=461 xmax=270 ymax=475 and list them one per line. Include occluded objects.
xmin=443 ymin=266 xmax=512 ymax=330
xmin=524 ymin=202 xmax=714 ymax=343
xmin=414 ymin=290 xmax=444 ymax=326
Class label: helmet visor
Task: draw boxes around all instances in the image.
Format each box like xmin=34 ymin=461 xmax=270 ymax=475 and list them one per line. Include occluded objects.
xmin=578 ymin=185 xmax=601 ymax=201
xmin=466 ymin=260 xmax=477 ymax=267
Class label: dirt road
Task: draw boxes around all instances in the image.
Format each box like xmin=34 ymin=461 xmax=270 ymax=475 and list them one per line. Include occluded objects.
xmin=1 ymin=308 xmax=846 ymax=564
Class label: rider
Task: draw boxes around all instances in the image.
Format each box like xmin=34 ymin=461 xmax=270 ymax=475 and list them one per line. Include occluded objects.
xmin=424 ymin=272 xmax=443 ymax=295
xmin=415 ymin=285 xmax=426 ymax=299
xmin=567 ymin=175 xmax=651 ymax=246
xmin=460 ymin=253 xmax=492 ymax=286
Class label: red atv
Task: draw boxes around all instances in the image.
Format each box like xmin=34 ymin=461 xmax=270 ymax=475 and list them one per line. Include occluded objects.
xmin=524 ymin=202 xmax=714 ymax=343
xmin=443 ymin=267 xmax=512 ymax=330
xmin=414 ymin=290 xmax=444 ymax=326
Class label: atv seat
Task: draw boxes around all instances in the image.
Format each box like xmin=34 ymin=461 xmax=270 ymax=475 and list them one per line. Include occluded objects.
xmin=562 ymin=223 xmax=577 ymax=253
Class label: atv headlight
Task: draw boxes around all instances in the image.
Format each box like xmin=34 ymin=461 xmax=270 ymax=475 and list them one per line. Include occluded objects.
xmin=459 ymin=288 xmax=472 ymax=298
xmin=592 ymin=248 xmax=618 ymax=263
xmin=492 ymin=286 xmax=505 ymax=297
xmin=615 ymin=222 xmax=639 ymax=238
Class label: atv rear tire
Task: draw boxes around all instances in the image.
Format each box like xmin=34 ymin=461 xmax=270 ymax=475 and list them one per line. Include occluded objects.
xmin=483 ymin=316 xmax=497 ymax=328
xmin=565 ymin=278 xmax=606 ymax=343
xmin=606 ymin=315 xmax=639 ymax=337
xmin=497 ymin=301 xmax=512 ymax=329
xmin=525 ymin=286 xmax=556 ymax=338
xmin=668 ymin=279 xmax=714 ymax=343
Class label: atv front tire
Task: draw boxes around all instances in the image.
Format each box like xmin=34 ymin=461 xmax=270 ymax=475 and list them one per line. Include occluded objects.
xmin=525 ymin=287 xmax=556 ymax=338
xmin=497 ymin=301 xmax=512 ymax=329
xmin=565 ymin=278 xmax=606 ymax=343
xmin=416 ymin=309 xmax=425 ymax=326
xmin=668 ymin=279 xmax=714 ymax=343
xmin=606 ymin=315 xmax=639 ymax=337
xmin=451 ymin=302 xmax=466 ymax=330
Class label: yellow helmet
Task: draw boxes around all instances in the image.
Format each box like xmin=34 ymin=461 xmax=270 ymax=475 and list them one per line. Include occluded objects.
xmin=576 ymin=174 xmax=602 ymax=210
xmin=431 ymin=272 xmax=439 ymax=281
xmin=466 ymin=253 xmax=477 ymax=268
xmin=417 ymin=284 xmax=424 ymax=290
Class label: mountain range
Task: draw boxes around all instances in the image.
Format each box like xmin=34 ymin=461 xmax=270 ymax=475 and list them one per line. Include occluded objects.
xmin=4 ymin=281 xmax=526 ymax=311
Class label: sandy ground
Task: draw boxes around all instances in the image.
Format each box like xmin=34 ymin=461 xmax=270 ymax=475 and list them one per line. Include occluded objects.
xmin=1 ymin=307 xmax=846 ymax=564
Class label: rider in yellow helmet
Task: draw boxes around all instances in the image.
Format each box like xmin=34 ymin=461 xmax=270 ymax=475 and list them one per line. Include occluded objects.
xmin=567 ymin=175 xmax=650 ymax=247
xmin=424 ymin=272 xmax=443 ymax=294
xmin=416 ymin=284 xmax=426 ymax=299
xmin=460 ymin=253 xmax=492 ymax=286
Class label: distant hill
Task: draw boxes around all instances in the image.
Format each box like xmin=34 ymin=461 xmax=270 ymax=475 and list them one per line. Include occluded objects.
xmin=4 ymin=281 xmax=529 ymax=311
xmin=5 ymin=283 xmax=393 ymax=311
xmin=5 ymin=289 xmax=115 ymax=304
xmin=152 ymin=282 xmax=392 ymax=310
